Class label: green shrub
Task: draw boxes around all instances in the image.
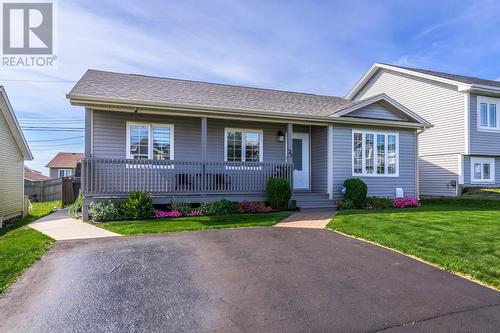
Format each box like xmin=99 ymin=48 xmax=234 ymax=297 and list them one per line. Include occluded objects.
xmin=343 ymin=178 xmax=367 ymax=208
xmin=365 ymin=196 xmax=393 ymax=209
xmin=68 ymin=192 xmax=83 ymax=218
xmin=120 ymin=191 xmax=154 ymax=220
xmin=266 ymin=177 xmax=292 ymax=210
xmin=89 ymin=200 xmax=121 ymax=222
xmin=337 ymin=199 xmax=355 ymax=210
xmin=169 ymin=197 xmax=191 ymax=216
xmin=200 ymin=198 xmax=236 ymax=216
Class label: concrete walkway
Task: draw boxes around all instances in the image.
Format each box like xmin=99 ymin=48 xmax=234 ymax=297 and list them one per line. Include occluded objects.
xmin=274 ymin=210 xmax=336 ymax=229
xmin=29 ymin=208 xmax=120 ymax=240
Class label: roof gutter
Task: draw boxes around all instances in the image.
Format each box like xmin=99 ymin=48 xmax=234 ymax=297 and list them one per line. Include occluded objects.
xmin=67 ymin=94 xmax=430 ymax=129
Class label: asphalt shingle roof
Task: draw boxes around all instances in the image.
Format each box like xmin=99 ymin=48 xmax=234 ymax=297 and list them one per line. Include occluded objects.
xmin=45 ymin=152 xmax=84 ymax=168
xmin=68 ymin=70 xmax=354 ymax=117
xmin=384 ymin=64 xmax=500 ymax=88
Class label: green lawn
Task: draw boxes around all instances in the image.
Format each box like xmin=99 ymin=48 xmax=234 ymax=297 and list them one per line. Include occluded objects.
xmin=96 ymin=211 xmax=294 ymax=235
xmin=327 ymin=199 xmax=500 ymax=290
xmin=0 ymin=201 xmax=60 ymax=293
xmin=461 ymin=187 xmax=500 ymax=200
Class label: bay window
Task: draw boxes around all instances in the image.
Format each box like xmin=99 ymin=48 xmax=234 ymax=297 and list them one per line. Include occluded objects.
xmin=471 ymin=157 xmax=495 ymax=183
xmin=352 ymin=130 xmax=399 ymax=176
xmin=127 ymin=122 xmax=174 ymax=160
xmin=225 ymin=128 xmax=263 ymax=162
xmin=478 ymin=97 xmax=499 ymax=130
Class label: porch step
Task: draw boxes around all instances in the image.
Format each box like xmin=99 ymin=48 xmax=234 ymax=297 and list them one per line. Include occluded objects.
xmin=292 ymin=192 xmax=336 ymax=211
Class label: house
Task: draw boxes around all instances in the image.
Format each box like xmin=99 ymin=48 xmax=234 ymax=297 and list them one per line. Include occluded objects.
xmin=347 ymin=63 xmax=500 ymax=196
xmin=67 ymin=70 xmax=431 ymax=220
xmin=0 ymin=87 xmax=33 ymax=222
xmin=24 ymin=166 xmax=50 ymax=181
xmin=45 ymin=152 xmax=84 ymax=178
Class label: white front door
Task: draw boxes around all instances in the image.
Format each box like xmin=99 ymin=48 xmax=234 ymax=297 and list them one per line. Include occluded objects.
xmin=292 ymin=133 xmax=310 ymax=189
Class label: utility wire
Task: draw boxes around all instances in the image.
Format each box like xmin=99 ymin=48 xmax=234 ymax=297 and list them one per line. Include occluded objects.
xmin=28 ymin=135 xmax=84 ymax=142
xmin=22 ymin=128 xmax=84 ymax=132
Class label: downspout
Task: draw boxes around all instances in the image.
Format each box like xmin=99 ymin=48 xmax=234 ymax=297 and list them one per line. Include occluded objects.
xmin=415 ymin=129 xmax=424 ymax=200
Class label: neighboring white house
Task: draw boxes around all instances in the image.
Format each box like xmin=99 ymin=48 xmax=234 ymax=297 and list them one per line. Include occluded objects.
xmin=347 ymin=63 xmax=500 ymax=196
xmin=0 ymin=86 xmax=33 ymax=222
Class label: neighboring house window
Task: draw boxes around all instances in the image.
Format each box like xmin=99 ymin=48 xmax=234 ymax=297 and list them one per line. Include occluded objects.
xmin=352 ymin=130 xmax=399 ymax=176
xmin=225 ymin=128 xmax=263 ymax=162
xmin=58 ymin=169 xmax=72 ymax=177
xmin=478 ymin=97 xmax=499 ymax=130
xmin=127 ymin=122 xmax=174 ymax=160
xmin=471 ymin=157 xmax=495 ymax=183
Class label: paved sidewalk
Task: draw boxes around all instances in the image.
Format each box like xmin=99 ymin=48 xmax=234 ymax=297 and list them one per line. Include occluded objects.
xmin=274 ymin=210 xmax=336 ymax=229
xmin=29 ymin=208 xmax=120 ymax=240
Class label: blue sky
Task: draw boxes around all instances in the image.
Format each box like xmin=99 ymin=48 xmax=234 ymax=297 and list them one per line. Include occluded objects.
xmin=3 ymin=0 xmax=500 ymax=174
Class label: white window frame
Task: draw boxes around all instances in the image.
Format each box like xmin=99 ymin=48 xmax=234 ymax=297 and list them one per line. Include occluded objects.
xmin=126 ymin=122 xmax=175 ymax=160
xmin=470 ymin=157 xmax=495 ymax=184
xmin=224 ymin=128 xmax=264 ymax=162
xmin=477 ymin=96 xmax=500 ymax=132
xmin=352 ymin=129 xmax=399 ymax=177
xmin=58 ymin=169 xmax=72 ymax=178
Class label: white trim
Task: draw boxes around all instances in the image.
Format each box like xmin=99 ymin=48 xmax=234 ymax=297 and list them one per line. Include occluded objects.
xmin=458 ymin=154 xmax=464 ymax=185
xmin=476 ymin=96 xmax=500 ymax=132
xmin=345 ymin=63 xmax=471 ymax=100
xmin=58 ymin=169 xmax=72 ymax=178
xmin=464 ymin=93 xmax=470 ymax=154
xmin=351 ymin=129 xmax=400 ymax=177
xmin=470 ymin=157 xmax=495 ymax=184
xmin=292 ymin=132 xmax=310 ymax=190
xmin=327 ymin=124 xmax=334 ymax=199
xmin=224 ymin=128 xmax=264 ymax=162
xmin=126 ymin=121 xmax=174 ymax=160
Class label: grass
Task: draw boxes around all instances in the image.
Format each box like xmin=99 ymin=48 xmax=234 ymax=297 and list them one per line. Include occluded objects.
xmin=461 ymin=187 xmax=500 ymax=200
xmin=0 ymin=201 xmax=60 ymax=293
xmin=327 ymin=199 xmax=500 ymax=290
xmin=96 ymin=211 xmax=294 ymax=235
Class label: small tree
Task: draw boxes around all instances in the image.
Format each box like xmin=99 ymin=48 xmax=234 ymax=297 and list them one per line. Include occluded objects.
xmin=343 ymin=178 xmax=368 ymax=208
xmin=266 ymin=177 xmax=292 ymax=210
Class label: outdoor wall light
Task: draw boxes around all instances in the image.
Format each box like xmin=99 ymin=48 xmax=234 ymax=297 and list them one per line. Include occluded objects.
xmin=277 ymin=130 xmax=285 ymax=142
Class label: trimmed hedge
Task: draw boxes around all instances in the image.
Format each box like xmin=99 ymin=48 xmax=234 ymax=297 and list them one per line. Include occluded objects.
xmin=343 ymin=178 xmax=367 ymax=208
xmin=266 ymin=177 xmax=292 ymax=210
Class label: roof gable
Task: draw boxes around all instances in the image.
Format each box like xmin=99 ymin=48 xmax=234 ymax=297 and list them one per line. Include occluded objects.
xmin=332 ymin=94 xmax=431 ymax=126
xmin=346 ymin=63 xmax=500 ymax=100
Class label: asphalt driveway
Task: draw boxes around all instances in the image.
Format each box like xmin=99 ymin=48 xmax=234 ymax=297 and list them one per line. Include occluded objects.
xmin=0 ymin=228 xmax=498 ymax=332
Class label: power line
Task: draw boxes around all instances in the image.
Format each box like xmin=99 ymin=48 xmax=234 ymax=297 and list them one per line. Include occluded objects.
xmin=22 ymin=128 xmax=84 ymax=132
xmin=28 ymin=135 xmax=84 ymax=142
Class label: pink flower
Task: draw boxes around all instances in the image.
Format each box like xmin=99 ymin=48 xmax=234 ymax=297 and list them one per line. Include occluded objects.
xmin=154 ymin=210 xmax=183 ymax=218
xmin=392 ymin=196 xmax=421 ymax=208
xmin=257 ymin=206 xmax=274 ymax=213
xmin=187 ymin=210 xmax=204 ymax=217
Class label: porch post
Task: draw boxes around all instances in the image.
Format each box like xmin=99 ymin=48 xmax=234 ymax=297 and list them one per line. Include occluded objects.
xmin=201 ymin=117 xmax=207 ymax=161
xmin=287 ymin=123 xmax=293 ymax=161
xmin=327 ymin=124 xmax=334 ymax=200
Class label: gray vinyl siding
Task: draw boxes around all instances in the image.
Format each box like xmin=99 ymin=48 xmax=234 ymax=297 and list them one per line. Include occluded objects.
xmin=463 ymin=155 xmax=500 ymax=187
xmin=92 ymin=110 xmax=289 ymax=162
xmin=311 ymin=126 xmax=327 ymax=192
xmin=0 ymin=108 xmax=24 ymax=219
xmin=92 ymin=111 xmax=202 ymax=160
xmin=469 ymin=94 xmax=500 ymax=155
xmin=346 ymin=102 xmax=408 ymax=121
xmin=332 ymin=125 xmax=416 ymax=201
xmin=353 ymin=68 xmax=465 ymax=156
xmin=419 ymin=154 xmax=459 ymax=197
